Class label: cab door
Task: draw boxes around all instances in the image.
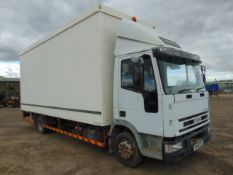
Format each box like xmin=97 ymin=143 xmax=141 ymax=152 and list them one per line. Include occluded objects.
xmin=117 ymin=53 xmax=163 ymax=136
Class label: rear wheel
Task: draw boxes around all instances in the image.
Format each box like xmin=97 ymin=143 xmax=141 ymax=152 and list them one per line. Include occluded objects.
xmin=114 ymin=132 xmax=143 ymax=167
xmin=36 ymin=115 xmax=48 ymax=134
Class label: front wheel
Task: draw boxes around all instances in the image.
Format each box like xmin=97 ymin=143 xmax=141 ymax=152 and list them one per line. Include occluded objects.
xmin=114 ymin=132 xmax=143 ymax=167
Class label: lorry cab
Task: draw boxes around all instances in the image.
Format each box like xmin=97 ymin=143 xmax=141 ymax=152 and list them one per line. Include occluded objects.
xmin=111 ymin=19 xmax=211 ymax=166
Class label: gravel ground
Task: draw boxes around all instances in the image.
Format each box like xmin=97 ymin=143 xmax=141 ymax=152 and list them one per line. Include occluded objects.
xmin=0 ymin=95 xmax=232 ymax=175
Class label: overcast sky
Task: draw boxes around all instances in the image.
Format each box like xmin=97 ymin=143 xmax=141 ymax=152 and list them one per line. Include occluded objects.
xmin=0 ymin=0 xmax=232 ymax=81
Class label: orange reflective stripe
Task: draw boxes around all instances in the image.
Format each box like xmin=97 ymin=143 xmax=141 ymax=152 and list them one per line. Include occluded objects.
xmin=42 ymin=124 xmax=105 ymax=147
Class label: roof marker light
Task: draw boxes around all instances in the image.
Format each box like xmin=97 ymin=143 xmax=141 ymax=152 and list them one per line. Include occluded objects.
xmin=131 ymin=16 xmax=137 ymax=22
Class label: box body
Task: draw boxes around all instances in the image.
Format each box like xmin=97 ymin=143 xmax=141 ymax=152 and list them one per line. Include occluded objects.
xmin=20 ymin=10 xmax=121 ymax=126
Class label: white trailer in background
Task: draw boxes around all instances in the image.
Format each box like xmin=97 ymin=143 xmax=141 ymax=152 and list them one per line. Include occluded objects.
xmin=20 ymin=4 xmax=211 ymax=167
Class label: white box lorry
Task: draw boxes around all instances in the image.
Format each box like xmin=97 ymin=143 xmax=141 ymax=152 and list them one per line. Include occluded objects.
xmin=20 ymin=4 xmax=211 ymax=167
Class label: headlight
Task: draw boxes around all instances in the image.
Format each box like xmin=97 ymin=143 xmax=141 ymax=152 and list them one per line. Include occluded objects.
xmin=165 ymin=142 xmax=183 ymax=153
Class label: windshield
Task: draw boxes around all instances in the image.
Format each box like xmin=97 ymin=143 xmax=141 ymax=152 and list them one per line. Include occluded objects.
xmin=157 ymin=56 xmax=205 ymax=94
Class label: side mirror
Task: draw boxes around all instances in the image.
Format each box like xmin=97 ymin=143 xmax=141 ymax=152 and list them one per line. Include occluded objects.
xmin=131 ymin=57 xmax=144 ymax=65
xmin=133 ymin=66 xmax=142 ymax=91
xmin=201 ymin=65 xmax=206 ymax=84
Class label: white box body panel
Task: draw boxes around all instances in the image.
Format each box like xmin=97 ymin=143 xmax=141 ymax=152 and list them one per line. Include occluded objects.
xmin=20 ymin=12 xmax=121 ymax=126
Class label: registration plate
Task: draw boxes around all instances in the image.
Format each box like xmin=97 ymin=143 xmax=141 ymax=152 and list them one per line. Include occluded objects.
xmin=193 ymin=139 xmax=204 ymax=151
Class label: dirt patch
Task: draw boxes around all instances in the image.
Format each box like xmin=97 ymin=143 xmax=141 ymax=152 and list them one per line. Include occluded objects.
xmin=0 ymin=96 xmax=233 ymax=175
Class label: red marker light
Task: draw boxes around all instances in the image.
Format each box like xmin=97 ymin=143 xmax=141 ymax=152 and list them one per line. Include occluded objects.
xmin=131 ymin=16 xmax=137 ymax=22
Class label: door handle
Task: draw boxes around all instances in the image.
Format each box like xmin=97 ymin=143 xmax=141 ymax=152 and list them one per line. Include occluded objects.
xmin=119 ymin=111 xmax=126 ymax=117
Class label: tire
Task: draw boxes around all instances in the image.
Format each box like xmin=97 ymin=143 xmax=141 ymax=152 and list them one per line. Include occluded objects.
xmin=114 ymin=131 xmax=143 ymax=167
xmin=36 ymin=115 xmax=48 ymax=134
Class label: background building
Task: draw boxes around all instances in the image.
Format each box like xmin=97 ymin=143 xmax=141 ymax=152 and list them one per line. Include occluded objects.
xmin=0 ymin=77 xmax=20 ymax=107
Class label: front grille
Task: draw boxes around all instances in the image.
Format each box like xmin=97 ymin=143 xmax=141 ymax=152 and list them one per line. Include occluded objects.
xmin=183 ymin=114 xmax=208 ymax=127
xmin=178 ymin=111 xmax=208 ymax=122
xmin=179 ymin=111 xmax=209 ymax=133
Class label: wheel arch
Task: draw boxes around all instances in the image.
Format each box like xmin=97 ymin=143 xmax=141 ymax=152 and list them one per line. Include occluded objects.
xmin=109 ymin=119 xmax=147 ymax=153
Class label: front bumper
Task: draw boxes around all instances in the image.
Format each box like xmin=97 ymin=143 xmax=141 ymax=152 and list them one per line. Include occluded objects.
xmin=163 ymin=124 xmax=211 ymax=162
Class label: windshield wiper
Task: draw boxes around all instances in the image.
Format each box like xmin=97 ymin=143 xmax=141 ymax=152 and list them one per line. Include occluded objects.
xmin=178 ymin=88 xmax=192 ymax=94
xmin=196 ymin=87 xmax=205 ymax=92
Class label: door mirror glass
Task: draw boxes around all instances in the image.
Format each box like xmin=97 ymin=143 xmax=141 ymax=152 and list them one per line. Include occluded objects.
xmin=133 ymin=66 xmax=142 ymax=90
xmin=201 ymin=65 xmax=206 ymax=84
xmin=121 ymin=59 xmax=142 ymax=92
xmin=142 ymin=55 xmax=158 ymax=113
